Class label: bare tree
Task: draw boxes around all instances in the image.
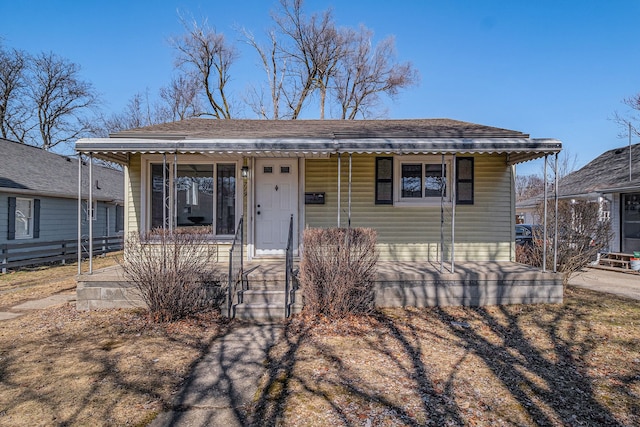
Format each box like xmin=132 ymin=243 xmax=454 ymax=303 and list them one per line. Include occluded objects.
xmin=29 ymin=52 xmax=100 ymax=150
xmin=245 ymin=0 xmax=418 ymax=120
xmin=0 ymin=44 xmax=31 ymax=142
xmin=334 ymin=26 xmax=418 ymax=119
xmin=613 ymin=92 xmax=640 ymax=139
xmin=515 ymin=174 xmax=545 ymax=202
xmin=243 ymin=29 xmax=286 ymax=119
xmin=100 ymin=91 xmax=167 ymax=135
xmin=159 ymin=73 xmax=202 ymax=121
xmin=171 ymin=15 xmax=237 ymax=119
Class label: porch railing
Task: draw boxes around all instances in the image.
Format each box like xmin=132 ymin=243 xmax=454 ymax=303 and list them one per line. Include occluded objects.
xmin=227 ymin=216 xmax=244 ymax=318
xmin=284 ymin=214 xmax=294 ymax=318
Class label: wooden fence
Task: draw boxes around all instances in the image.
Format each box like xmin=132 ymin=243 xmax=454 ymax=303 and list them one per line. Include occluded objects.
xmin=1 ymin=235 xmax=123 ymax=273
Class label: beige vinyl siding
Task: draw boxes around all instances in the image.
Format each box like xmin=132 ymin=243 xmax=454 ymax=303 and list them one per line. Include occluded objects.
xmin=127 ymin=154 xmax=142 ymax=234
xmin=304 ymin=154 xmax=513 ymax=262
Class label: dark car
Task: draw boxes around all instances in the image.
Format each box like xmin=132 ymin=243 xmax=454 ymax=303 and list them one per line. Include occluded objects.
xmin=515 ymin=224 xmax=541 ymax=246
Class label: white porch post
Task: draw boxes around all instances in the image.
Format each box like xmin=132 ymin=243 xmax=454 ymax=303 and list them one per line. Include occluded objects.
xmin=88 ymin=153 xmax=94 ymax=274
xmin=77 ymin=154 xmax=82 ymax=274
xmin=440 ymin=154 xmax=445 ymax=273
xmin=348 ymin=153 xmax=352 ymax=228
xmin=173 ymin=152 xmax=178 ymax=232
xmin=337 ymin=153 xmax=341 ymax=227
xmin=451 ymin=154 xmax=456 ymax=273
xmin=162 ymin=153 xmax=167 ymax=231
xmin=554 ymin=152 xmax=559 ymax=273
xmin=543 ymin=154 xmax=548 ymax=272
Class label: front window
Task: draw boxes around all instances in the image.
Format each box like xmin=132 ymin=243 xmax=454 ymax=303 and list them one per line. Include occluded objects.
xmin=15 ymin=198 xmax=33 ymax=239
xmin=397 ymin=157 xmax=449 ymax=204
xmin=149 ymin=162 xmax=236 ymax=235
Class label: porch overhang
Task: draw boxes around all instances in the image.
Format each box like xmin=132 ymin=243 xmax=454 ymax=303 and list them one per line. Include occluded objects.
xmin=75 ymin=137 xmax=561 ymax=166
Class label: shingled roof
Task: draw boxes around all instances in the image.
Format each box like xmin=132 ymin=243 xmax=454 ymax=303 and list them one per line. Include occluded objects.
xmin=558 ymin=143 xmax=640 ymax=197
xmin=76 ymin=118 xmax=561 ymax=164
xmin=1 ymin=138 xmax=124 ymax=202
xmin=111 ymin=118 xmax=530 ymax=139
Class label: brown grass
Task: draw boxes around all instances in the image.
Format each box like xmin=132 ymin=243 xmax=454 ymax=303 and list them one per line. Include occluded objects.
xmin=0 ymin=253 xmax=121 ymax=309
xmin=250 ymin=286 xmax=640 ymax=426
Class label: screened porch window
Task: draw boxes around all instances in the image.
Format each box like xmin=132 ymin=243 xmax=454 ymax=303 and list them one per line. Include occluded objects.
xmin=150 ymin=162 xmax=236 ymax=235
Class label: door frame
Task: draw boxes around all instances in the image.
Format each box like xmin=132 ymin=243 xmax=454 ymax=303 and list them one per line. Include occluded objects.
xmin=248 ymin=157 xmax=303 ymax=259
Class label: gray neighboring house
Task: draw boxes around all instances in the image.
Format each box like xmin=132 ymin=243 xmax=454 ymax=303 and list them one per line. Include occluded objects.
xmin=517 ymin=142 xmax=640 ymax=254
xmin=1 ymin=138 xmax=124 ymax=268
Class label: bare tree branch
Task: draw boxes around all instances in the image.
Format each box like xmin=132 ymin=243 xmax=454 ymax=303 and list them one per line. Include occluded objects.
xmin=0 ymin=44 xmax=32 ymax=142
xmin=171 ymin=14 xmax=237 ymax=119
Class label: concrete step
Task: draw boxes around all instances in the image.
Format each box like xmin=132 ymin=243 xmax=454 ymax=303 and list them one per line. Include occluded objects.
xmin=239 ymin=289 xmax=287 ymax=305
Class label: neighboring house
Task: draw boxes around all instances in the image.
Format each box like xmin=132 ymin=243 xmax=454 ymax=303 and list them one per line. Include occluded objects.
xmin=516 ymin=143 xmax=640 ymax=254
xmin=75 ymin=118 xmax=563 ymax=313
xmin=1 ymin=138 xmax=124 ymax=270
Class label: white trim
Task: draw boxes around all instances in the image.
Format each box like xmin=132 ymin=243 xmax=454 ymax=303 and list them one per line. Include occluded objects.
xmin=393 ymin=155 xmax=452 ymax=207
xmin=14 ymin=197 xmax=34 ymax=239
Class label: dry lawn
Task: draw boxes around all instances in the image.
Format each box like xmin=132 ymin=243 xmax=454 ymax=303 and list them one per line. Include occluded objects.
xmin=251 ymin=286 xmax=640 ymax=426
xmin=1 ymin=259 xmax=639 ymax=426
xmin=0 ymin=254 xmax=121 ymax=309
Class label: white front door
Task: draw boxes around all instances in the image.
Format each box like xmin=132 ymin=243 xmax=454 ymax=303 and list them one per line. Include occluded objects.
xmin=255 ymin=158 xmax=298 ymax=256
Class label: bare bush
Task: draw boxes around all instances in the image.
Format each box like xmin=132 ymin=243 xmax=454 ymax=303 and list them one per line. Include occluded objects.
xmin=121 ymin=228 xmax=225 ymax=322
xmin=517 ymin=200 xmax=612 ymax=285
xmin=299 ymin=227 xmax=378 ymax=318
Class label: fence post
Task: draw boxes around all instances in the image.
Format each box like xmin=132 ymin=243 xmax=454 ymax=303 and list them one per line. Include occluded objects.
xmin=61 ymin=242 xmax=66 ymax=265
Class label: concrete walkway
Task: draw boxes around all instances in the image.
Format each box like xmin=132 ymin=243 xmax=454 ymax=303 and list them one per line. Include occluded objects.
xmin=150 ymin=322 xmax=283 ymax=427
xmin=568 ymin=267 xmax=640 ymax=300
xmin=0 ymin=292 xmax=76 ymax=321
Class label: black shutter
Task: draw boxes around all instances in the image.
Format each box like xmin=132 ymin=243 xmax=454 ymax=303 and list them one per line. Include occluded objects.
xmin=33 ymin=199 xmax=40 ymax=238
xmin=375 ymin=157 xmax=393 ymax=204
xmin=7 ymin=197 xmax=16 ymax=240
xmin=456 ymin=157 xmax=474 ymax=205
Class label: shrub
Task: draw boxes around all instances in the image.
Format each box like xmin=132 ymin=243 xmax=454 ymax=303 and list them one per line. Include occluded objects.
xmin=518 ymin=200 xmax=612 ymax=285
xmin=299 ymin=227 xmax=378 ymax=318
xmin=120 ymin=228 xmax=226 ymax=322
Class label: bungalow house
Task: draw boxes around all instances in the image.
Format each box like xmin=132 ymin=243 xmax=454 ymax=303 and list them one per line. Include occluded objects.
xmin=1 ymin=138 xmax=124 ymax=272
xmin=75 ymin=119 xmax=563 ymax=316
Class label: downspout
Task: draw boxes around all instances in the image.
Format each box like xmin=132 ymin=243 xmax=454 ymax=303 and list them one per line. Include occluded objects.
xmin=543 ymin=154 xmax=548 ymax=272
xmin=89 ymin=153 xmax=94 ymax=274
xmin=77 ymin=154 xmax=82 ymax=274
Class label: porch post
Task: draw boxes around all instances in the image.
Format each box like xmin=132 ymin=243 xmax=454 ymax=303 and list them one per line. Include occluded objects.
xmin=554 ymin=152 xmax=559 ymax=273
xmin=451 ymin=154 xmax=456 ymax=273
xmin=337 ymin=153 xmax=341 ymax=227
xmin=77 ymin=154 xmax=82 ymax=274
xmin=348 ymin=153 xmax=352 ymax=228
xmin=440 ymin=154 xmax=445 ymax=273
xmin=88 ymin=153 xmax=94 ymax=274
xmin=543 ymin=154 xmax=548 ymax=272
xmin=173 ymin=152 xmax=178 ymax=232
xmin=162 ymin=153 xmax=167 ymax=231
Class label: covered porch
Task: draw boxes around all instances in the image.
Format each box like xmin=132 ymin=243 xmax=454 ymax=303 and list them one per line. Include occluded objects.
xmin=76 ymin=260 xmax=563 ymax=315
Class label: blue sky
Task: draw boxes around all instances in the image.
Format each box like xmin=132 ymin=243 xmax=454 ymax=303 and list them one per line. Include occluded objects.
xmin=2 ymin=0 xmax=639 ymax=175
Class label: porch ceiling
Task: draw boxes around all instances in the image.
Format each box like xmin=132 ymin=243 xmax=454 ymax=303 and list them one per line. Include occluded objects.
xmin=76 ymin=137 xmax=561 ymax=165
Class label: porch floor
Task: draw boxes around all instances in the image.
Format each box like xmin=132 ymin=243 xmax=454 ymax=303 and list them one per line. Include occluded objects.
xmin=76 ymin=261 xmax=563 ymax=311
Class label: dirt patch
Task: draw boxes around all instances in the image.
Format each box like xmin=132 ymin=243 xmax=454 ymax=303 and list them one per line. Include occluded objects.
xmin=0 ymin=306 xmax=228 ymax=426
xmin=251 ymin=286 xmax=640 ymax=426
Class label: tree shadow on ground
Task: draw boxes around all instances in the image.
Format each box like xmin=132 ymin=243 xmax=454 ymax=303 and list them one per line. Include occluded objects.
xmin=249 ymin=293 xmax=636 ymax=426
